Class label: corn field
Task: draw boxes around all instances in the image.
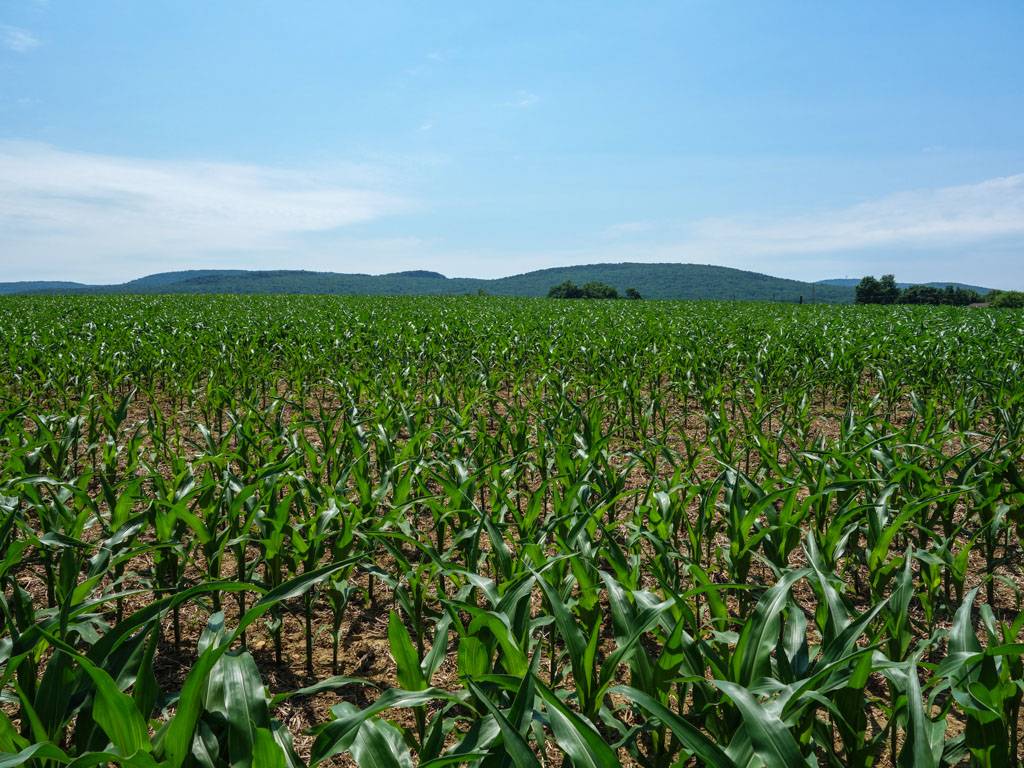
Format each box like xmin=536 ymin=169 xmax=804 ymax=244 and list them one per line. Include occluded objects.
xmin=1 ymin=295 xmax=1023 ymax=768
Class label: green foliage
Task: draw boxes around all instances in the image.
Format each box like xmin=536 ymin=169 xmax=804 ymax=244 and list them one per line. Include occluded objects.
xmin=0 ymin=294 xmax=1022 ymax=767
xmin=855 ymin=273 xmax=900 ymax=304
xmin=899 ymin=284 xmax=981 ymax=305
xmin=547 ymin=280 xmax=619 ymax=299
xmin=857 ymin=274 xmax=991 ymax=305
xmin=989 ymin=289 xmax=1024 ymax=308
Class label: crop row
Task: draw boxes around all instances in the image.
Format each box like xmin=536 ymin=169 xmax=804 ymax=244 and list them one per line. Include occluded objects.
xmin=0 ymin=296 xmax=1022 ymax=767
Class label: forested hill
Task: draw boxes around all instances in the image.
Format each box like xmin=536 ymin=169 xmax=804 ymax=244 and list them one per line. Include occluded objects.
xmin=2 ymin=263 xmax=859 ymax=302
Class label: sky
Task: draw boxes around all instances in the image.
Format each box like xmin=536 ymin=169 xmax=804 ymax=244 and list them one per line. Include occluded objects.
xmin=1 ymin=1 xmax=1023 ymax=287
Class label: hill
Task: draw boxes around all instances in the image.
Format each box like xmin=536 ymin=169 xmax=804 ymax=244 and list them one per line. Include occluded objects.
xmin=1 ymin=263 xmax=858 ymax=302
xmin=817 ymin=278 xmax=994 ymax=294
xmin=485 ymin=264 xmax=851 ymax=301
xmin=0 ymin=281 xmax=87 ymax=295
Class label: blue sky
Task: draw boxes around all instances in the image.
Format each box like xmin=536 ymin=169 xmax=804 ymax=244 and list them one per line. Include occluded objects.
xmin=2 ymin=1 xmax=1023 ymax=287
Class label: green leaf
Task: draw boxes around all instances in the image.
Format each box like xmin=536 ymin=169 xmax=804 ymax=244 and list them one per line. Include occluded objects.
xmin=467 ymin=681 xmax=541 ymax=768
xmin=206 ymin=650 xmax=271 ymax=768
xmin=715 ymin=681 xmax=806 ymax=768
xmin=610 ymin=686 xmax=734 ymax=768
xmin=159 ymin=563 xmax=352 ymax=768
xmin=533 ymin=569 xmax=592 ymax=706
xmin=40 ymin=629 xmax=150 ymax=757
xmin=535 ymin=679 xmax=620 ymax=768
xmin=897 ymin=660 xmax=940 ymax=768
xmin=464 ymin=609 xmax=529 ymax=677
xmin=350 ymin=717 xmax=409 ymax=768
xmin=66 ymin=751 xmax=160 ymax=768
xmin=730 ymin=569 xmax=808 ymax=685
xmin=419 ymin=755 xmax=488 ymax=768
xmin=388 ymin=611 xmax=426 ymax=691
xmin=80 ymin=660 xmax=151 ymax=756
xmin=457 ymin=636 xmax=490 ymax=680
xmin=310 ymin=688 xmax=464 ymax=766
xmin=0 ymin=743 xmax=69 ymax=768
xmin=270 ymin=676 xmax=375 ymax=708
xmin=253 ymin=727 xmax=288 ymax=768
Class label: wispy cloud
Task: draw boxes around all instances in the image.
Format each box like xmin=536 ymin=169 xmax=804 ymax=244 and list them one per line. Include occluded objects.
xmin=1 ymin=24 xmax=39 ymax=53
xmin=685 ymin=174 xmax=1024 ymax=257
xmin=603 ymin=220 xmax=656 ymax=239
xmin=405 ymin=50 xmax=452 ymax=78
xmin=588 ymin=176 xmax=1024 ymax=266
xmin=507 ymin=90 xmax=538 ymax=109
xmin=4 ymin=142 xmax=1021 ymax=287
xmin=559 ymin=174 xmax=1024 ymax=286
xmin=0 ymin=142 xmax=409 ymax=280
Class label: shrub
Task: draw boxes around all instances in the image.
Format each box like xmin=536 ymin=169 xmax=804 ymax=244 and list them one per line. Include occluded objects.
xmin=547 ymin=280 xmax=619 ymax=299
xmin=898 ymin=284 xmax=981 ymax=306
xmin=989 ymin=290 xmax=1024 ymax=308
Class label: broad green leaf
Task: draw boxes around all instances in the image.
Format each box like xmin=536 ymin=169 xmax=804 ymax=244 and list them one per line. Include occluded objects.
xmin=468 ymin=681 xmax=541 ymax=768
xmin=610 ymin=686 xmax=734 ymax=768
xmin=388 ymin=610 xmax=426 ymax=691
xmin=715 ymin=681 xmax=807 ymax=768
xmin=535 ymin=680 xmax=620 ymax=768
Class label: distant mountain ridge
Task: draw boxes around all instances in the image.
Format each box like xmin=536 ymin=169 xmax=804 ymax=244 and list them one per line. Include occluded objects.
xmin=0 ymin=281 xmax=88 ymax=293
xmin=1 ymin=263 xmax=857 ymax=302
xmin=1 ymin=264 xmax=989 ymax=302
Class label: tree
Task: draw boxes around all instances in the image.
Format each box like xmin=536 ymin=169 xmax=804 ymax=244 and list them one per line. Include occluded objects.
xmin=856 ymin=274 xmax=903 ymax=305
xmin=547 ymin=280 xmax=620 ymax=299
xmin=898 ymin=285 xmax=944 ymax=305
xmin=989 ymin=290 xmax=1024 ymax=308
xmin=625 ymin=288 xmax=642 ymax=300
xmin=855 ymin=276 xmax=882 ymax=304
xmin=581 ymin=281 xmax=619 ymax=299
xmin=547 ymin=280 xmax=583 ymax=299
xmin=943 ymin=286 xmax=981 ymax=306
xmin=898 ymin=284 xmax=982 ymax=306
xmin=877 ymin=274 xmax=900 ymax=305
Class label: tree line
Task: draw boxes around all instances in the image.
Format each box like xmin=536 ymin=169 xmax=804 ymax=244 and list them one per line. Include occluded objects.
xmin=547 ymin=280 xmax=642 ymax=299
xmin=988 ymin=290 xmax=1024 ymax=308
xmin=855 ymin=275 xmax=982 ymax=306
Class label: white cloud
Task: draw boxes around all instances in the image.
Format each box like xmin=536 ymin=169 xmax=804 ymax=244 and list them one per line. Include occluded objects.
xmin=508 ymin=175 xmax=1024 ymax=286
xmin=3 ymin=142 xmax=1021 ymax=288
xmin=0 ymin=142 xmax=409 ymax=280
xmin=557 ymin=175 xmax=1023 ymax=285
xmin=1 ymin=24 xmax=39 ymax=52
xmin=508 ymin=90 xmax=538 ymax=109
xmin=603 ymin=220 xmax=656 ymax=239
xmin=685 ymin=174 xmax=1024 ymax=257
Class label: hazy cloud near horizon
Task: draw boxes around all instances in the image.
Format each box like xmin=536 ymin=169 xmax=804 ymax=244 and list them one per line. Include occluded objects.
xmin=1 ymin=141 xmax=1021 ymax=288
xmin=687 ymin=175 xmax=1024 ymax=257
xmin=0 ymin=142 xmax=410 ymax=281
